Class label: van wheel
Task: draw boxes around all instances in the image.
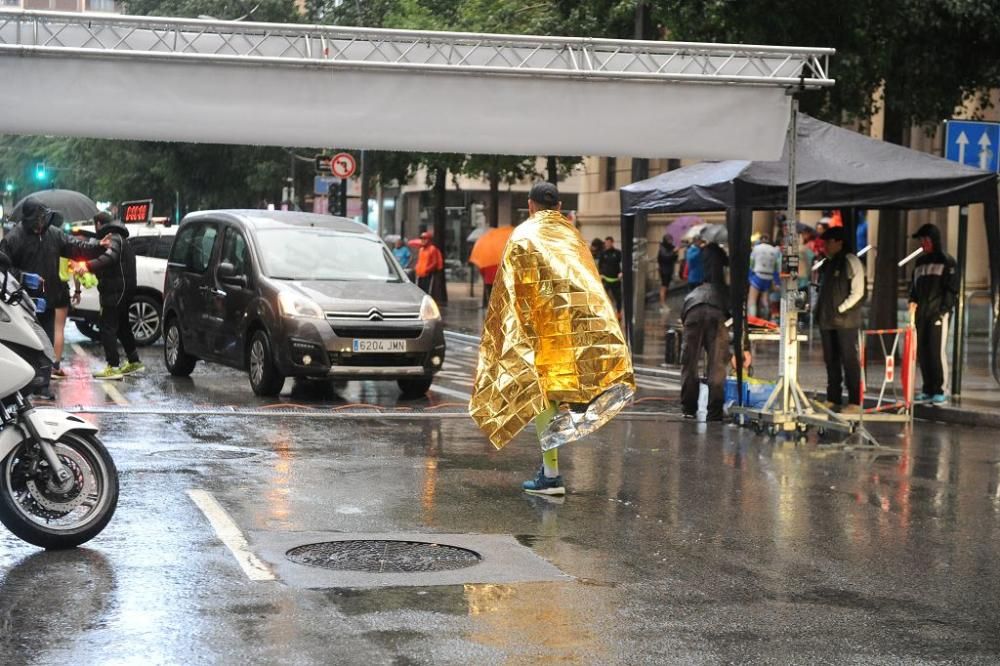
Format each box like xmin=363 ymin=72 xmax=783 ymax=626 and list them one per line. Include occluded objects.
xmin=164 ymin=318 xmax=196 ymax=377
xmin=249 ymin=330 xmax=284 ymax=397
xmin=397 ymin=378 xmax=432 ymax=398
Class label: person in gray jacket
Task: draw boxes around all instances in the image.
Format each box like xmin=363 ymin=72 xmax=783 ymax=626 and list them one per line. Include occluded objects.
xmin=815 ymin=226 xmax=866 ymax=413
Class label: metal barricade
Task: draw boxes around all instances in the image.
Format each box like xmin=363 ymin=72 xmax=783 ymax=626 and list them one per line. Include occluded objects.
xmin=858 ymin=326 xmax=915 ymax=425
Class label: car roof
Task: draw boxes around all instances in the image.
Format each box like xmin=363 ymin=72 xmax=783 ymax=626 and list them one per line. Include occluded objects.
xmin=181 ymin=210 xmax=373 ymax=236
xmin=71 ymin=222 xmax=178 ymax=237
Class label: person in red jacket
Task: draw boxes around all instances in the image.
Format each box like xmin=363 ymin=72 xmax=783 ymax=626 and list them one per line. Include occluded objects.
xmin=415 ymin=232 xmax=443 ymax=295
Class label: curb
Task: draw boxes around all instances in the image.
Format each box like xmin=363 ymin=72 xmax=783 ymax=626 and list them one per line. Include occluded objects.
xmin=912 ymin=402 xmax=1000 ymax=428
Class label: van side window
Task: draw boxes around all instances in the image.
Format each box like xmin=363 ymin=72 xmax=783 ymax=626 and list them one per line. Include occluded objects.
xmin=220 ymin=228 xmax=250 ymax=276
xmin=169 ymin=224 xmax=218 ymax=273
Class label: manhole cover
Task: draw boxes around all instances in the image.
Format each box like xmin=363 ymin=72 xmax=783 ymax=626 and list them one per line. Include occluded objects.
xmin=152 ymin=448 xmax=258 ymax=460
xmin=286 ymin=540 xmax=481 ymax=573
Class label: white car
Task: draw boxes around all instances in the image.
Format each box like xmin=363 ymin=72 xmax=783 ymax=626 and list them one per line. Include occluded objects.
xmin=70 ymin=222 xmax=177 ymax=346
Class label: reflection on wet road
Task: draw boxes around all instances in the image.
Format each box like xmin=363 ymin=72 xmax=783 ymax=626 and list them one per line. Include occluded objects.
xmin=1 ymin=330 xmax=999 ymax=663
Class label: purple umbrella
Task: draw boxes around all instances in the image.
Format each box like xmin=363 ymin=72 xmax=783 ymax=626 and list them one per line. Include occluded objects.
xmin=664 ymin=215 xmax=703 ymax=245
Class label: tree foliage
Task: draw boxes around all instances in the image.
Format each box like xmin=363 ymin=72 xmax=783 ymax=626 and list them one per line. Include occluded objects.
xmin=655 ymin=0 xmax=1000 ymax=127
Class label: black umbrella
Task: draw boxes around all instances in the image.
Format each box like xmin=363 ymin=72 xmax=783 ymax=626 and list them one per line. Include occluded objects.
xmin=10 ymin=189 xmax=99 ymax=223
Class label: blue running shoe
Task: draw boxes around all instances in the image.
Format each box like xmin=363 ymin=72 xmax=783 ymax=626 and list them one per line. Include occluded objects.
xmin=914 ymin=392 xmax=929 ymax=401
xmin=930 ymin=394 xmax=948 ymax=404
xmin=522 ymin=468 xmax=565 ymax=496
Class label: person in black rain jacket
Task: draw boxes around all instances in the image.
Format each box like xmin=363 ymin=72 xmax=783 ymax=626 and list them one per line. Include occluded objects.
xmin=74 ymin=212 xmax=142 ymax=379
xmin=908 ymin=223 xmax=959 ymax=402
xmin=0 ymin=198 xmax=103 ymax=397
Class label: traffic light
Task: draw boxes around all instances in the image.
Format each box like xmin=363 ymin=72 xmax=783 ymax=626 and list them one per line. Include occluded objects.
xmin=3 ymin=178 xmax=13 ymax=194
xmin=34 ymin=162 xmax=48 ymax=183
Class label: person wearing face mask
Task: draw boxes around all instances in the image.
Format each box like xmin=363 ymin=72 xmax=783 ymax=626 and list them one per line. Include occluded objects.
xmin=0 ymin=198 xmax=103 ymax=399
xmin=908 ymin=223 xmax=959 ymax=403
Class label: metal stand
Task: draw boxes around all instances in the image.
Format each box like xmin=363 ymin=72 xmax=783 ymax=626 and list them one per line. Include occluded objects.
xmin=730 ymin=95 xmax=872 ymax=445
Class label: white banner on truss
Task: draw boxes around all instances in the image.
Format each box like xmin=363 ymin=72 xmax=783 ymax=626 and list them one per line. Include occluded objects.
xmin=2 ymin=57 xmax=790 ymax=160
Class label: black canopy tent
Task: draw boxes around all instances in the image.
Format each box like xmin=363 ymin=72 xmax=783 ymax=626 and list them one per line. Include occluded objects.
xmin=619 ymin=113 xmax=1000 ymax=393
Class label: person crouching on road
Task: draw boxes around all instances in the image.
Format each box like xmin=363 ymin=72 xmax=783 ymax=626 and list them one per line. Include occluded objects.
xmin=908 ymin=223 xmax=959 ymax=403
xmin=815 ymin=226 xmax=866 ymax=414
xmin=680 ymin=233 xmax=749 ymax=420
xmin=74 ymin=212 xmax=142 ymax=380
xmin=414 ymin=231 xmax=443 ymax=296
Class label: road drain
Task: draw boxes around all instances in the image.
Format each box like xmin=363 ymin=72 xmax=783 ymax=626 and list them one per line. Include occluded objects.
xmin=286 ymin=540 xmax=481 ymax=573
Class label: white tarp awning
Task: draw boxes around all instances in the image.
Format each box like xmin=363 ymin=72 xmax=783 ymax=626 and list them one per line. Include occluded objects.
xmin=0 ymin=11 xmax=834 ymax=160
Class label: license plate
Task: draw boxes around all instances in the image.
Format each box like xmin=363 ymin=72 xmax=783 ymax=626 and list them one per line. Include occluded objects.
xmin=352 ymin=339 xmax=406 ymax=353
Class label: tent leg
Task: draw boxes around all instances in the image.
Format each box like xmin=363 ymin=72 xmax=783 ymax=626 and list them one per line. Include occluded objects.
xmin=621 ymin=213 xmax=635 ymax=347
xmin=952 ymin=206 xmax=968 ymax=397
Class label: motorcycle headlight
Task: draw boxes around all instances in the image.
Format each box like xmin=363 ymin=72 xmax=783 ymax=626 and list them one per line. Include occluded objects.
xmin=419 ymin=295 xmax=441 ymax=321
xmin=278 ymin=291 xmax=324 ymax=319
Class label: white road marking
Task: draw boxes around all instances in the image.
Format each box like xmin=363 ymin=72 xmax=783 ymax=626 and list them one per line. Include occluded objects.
xmin=71 ymin=343 xmax=91 ymax=359
xmin=101 ymin=381 xmax=129 ymax=406
xmin=187 ymin=489 xmax=276 ymax=582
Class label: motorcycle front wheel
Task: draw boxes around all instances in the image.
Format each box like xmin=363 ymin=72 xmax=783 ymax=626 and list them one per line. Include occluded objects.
xmin=0 ymin=431 xmax=118 ymax=549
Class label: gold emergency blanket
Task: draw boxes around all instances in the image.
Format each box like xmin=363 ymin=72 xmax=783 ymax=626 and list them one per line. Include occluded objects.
xmin=470 ymin=209 xmax=635 ymax=450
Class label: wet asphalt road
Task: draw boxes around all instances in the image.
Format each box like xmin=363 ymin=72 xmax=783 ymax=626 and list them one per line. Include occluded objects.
xmin=2 ymin=329 xmax=1000 ymax=664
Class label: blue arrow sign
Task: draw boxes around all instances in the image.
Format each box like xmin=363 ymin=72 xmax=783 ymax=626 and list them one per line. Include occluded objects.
xmin=945 ymin=119 xmax=1000 ymax=173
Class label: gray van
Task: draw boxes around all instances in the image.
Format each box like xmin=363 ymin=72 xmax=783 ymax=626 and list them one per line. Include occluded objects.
xmin=161 ymin=210 xmax=445 ymax=397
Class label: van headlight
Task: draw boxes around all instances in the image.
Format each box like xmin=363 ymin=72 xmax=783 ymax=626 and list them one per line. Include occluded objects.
xmin=278 ymin=291 xmax=324 ymax=319
xmin=420 ymin=295 xmax=441 ymax=321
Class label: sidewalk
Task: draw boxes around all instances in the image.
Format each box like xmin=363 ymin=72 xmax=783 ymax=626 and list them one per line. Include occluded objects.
xmin=441 ymin=280 xmax=1000 ymax=427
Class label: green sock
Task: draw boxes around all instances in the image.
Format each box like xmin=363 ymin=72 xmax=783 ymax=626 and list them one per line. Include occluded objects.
xmin=542 ymin=448 xmax=559 ymax=478
xmin=536 ymin=402 xmax=560 ymax=478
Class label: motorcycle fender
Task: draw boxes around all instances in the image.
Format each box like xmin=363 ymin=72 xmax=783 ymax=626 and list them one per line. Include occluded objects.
xmin=0 ymin=410 xmax=98 ymax=460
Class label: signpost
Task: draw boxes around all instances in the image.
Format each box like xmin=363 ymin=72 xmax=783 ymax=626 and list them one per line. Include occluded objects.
xmin=944 ymin=120 xmax=999 ymax=173
xmin=942 ymin=119 xmax=999 ymax=397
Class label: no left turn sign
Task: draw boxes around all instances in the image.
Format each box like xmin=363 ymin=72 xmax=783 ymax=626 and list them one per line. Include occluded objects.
xmin=330 ymin=152 xmax=357 ymax=179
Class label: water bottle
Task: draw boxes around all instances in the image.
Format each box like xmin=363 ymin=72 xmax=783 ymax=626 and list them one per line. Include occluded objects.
xmin=697 ymin=382 xmax=708 ymax=422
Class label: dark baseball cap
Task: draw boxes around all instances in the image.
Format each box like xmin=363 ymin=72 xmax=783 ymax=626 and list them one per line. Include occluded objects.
xmin=528 ymin=181 xmax=559 ymax=207
xmin=911 ymin=223 xmax=937 ymax=239
xmin=821 ymin=226 xmax=847 ymax=242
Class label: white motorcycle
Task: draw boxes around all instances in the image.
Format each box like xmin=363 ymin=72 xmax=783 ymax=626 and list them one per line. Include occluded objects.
xmin=0 ymin=252 xmax=118 ymax=548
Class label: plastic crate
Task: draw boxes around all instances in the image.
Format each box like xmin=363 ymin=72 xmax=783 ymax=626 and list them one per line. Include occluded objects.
xmin=724 ymin=377 xmax=776 ymax=410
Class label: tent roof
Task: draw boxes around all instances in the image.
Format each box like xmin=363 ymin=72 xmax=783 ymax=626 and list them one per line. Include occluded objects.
xmin=621 ymin=114 xmax=999 ymax=214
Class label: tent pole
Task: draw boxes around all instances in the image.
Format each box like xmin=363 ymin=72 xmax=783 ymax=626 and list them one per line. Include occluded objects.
xmin=952 ymin=205 xmax=969 ymax=397
xmin=985 ymin=196 xmax=1000 ymax=385
xmin=622 ymin=213 xmax=636 ymax=347
xmin=778 ymin=97 xmax=801 ymax=415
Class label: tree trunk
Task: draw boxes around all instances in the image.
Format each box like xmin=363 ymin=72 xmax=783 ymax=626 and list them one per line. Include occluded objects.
xmin=432 ymin=165 xmax=448 ymax=305
xmin=546 ymin=156 xmax=558 ymax=184
xmin=871 ymin=106 xmax=906 ymax=329
xmin=488 ymin=169 xmax=500 ymax=228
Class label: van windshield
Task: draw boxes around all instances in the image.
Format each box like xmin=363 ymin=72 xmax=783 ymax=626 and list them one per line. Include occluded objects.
xmin=255 ymin=229 xmax=402 ymax=282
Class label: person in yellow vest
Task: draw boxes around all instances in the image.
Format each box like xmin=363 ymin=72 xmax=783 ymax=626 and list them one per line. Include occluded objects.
xmin=471 ymin=182 xmax=635 ymax=495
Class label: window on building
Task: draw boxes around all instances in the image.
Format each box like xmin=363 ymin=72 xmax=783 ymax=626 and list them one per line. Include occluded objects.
xmin=86 ymin=0 xmax=119 ymax=11
xmin=604 ymin=157 xmax=617 ymax=191
xmin=1 ymin=0 xmax=21 ymax=8
xmin=24 ymin=0 xmax=79 ymax=9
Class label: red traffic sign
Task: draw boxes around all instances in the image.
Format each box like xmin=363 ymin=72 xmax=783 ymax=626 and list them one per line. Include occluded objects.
xmin=330 ymin=152 xmax=356 ymax=179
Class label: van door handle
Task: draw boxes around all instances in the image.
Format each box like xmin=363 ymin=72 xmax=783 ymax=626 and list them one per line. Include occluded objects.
xmin=199 ymin=285 xmax=226 ymax=297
